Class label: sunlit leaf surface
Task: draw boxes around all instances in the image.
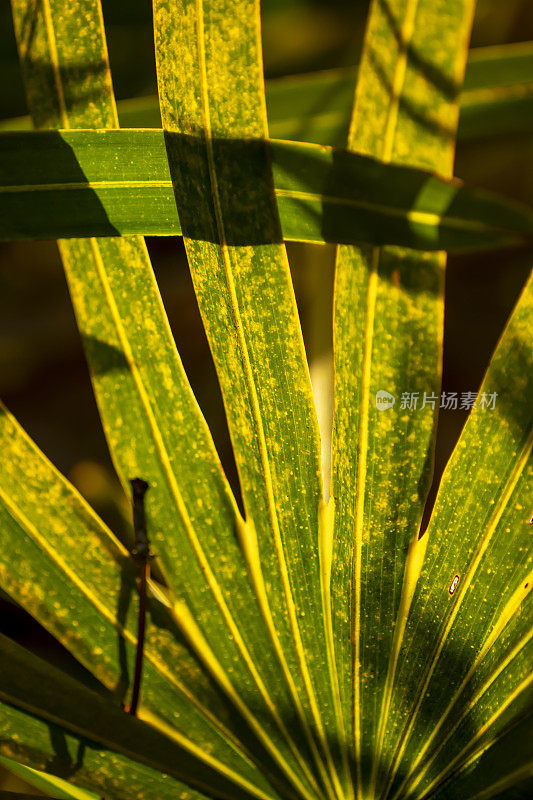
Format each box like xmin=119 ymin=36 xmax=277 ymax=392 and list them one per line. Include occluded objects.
xmin=1 ymin=129 xmax=533 ymax=250
xmin=331 ymin=4 xmax=476 ymax=796
xmin=0 ymin=1 xmax=531 ymax=800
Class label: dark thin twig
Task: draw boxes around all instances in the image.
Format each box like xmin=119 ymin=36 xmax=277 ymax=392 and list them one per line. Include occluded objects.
xmin=101 ymin=478 xmax=151 ymax=800
xmin=129 ymin=477 xmax=151 ymax=716
xmin=129 ymin=558 xmax=148 ymax=716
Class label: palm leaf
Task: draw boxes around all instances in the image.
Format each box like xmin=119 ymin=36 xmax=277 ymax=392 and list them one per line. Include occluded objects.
xmin=0 ymin=403 xmax=281 ymax=798
xmin=331 ymin=1 xmax=475 ymax=797
xmin=0 ymin=755 xmax=98 ymax=800
xmin=7 ymin=0 xmax=306 ymax=797
xmin=0 ymin=1 xmax=531 ymax=800
xmin=2 ymin=129 xmax=533 ymax=250
xmin=0 ymin=633 xmax=247 ymax=800
xmin=153 ymin=0 xmax=346 ymax=796
xmin=2 ymin=42 xmax=533 ymax=144
xmin=378 ymin=270 xmax=533 ymax=800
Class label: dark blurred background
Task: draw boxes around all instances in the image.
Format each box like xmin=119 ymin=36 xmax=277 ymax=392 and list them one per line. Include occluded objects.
xmin=0 ymin=0 xmax=532 ymax=792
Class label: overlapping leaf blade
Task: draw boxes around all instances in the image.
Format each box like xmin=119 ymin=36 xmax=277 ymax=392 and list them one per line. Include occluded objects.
xmin=2 ymin=129 xmax=533 ymax=249
xmin=266 ymin=40 xmax=533 ymax=147
xmin=0 ymin=404 xmax=282 ymax=800
xmin=0 ymin=634 xmax=238 ymax=800
xmin=153 ymin=0 xmax=352 ymax=797
xmin=1 ymin=2 xmax=531 ymax=800
xmin=6 ymin=1 xmax=310 ymax=797
xmin=330 ymin=1 xmax=476 ymax=797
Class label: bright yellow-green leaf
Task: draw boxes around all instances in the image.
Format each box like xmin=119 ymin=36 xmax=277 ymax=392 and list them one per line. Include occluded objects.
xmin=331 ymin=1 xmax=476 ymax=797
xmin=0 ymin=755 xmax=98 ymax=800
xmin=1 ymin=3 xmax=532 ymax=800
xmin=153 ymin=1 xmax=349 ymax=797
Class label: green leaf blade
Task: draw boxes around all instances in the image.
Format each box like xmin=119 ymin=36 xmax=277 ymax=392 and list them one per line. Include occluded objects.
xmin=380 ymin=271 xmax=533 ymax=800
xmin=0 ymin=404 xmax=282 ymax=799
xmin=153 ymin=1 xmax=350 ymax=797
xmin=0 ymin=634 xmax=270 ymax=800
xmin=2 ymin=129 xmax=533 ymax=249
xmin=4 ymin=42 xmax=533 ymax=144
xmin=330 ymin=1 xmax=476 ymax=796
xmin=7 ymin=2 xmax=309 ymax=797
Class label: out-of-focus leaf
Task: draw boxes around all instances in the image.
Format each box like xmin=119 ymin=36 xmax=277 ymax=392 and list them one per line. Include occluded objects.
xmin=266 ymin=41 xmax=533 ymax=146
xmin=2 ymin=42 xmax=533 ymax=144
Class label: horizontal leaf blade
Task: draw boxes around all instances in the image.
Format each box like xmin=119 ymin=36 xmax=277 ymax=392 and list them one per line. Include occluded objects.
xmin=1 ymin=129 xmax=532 ymax=250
